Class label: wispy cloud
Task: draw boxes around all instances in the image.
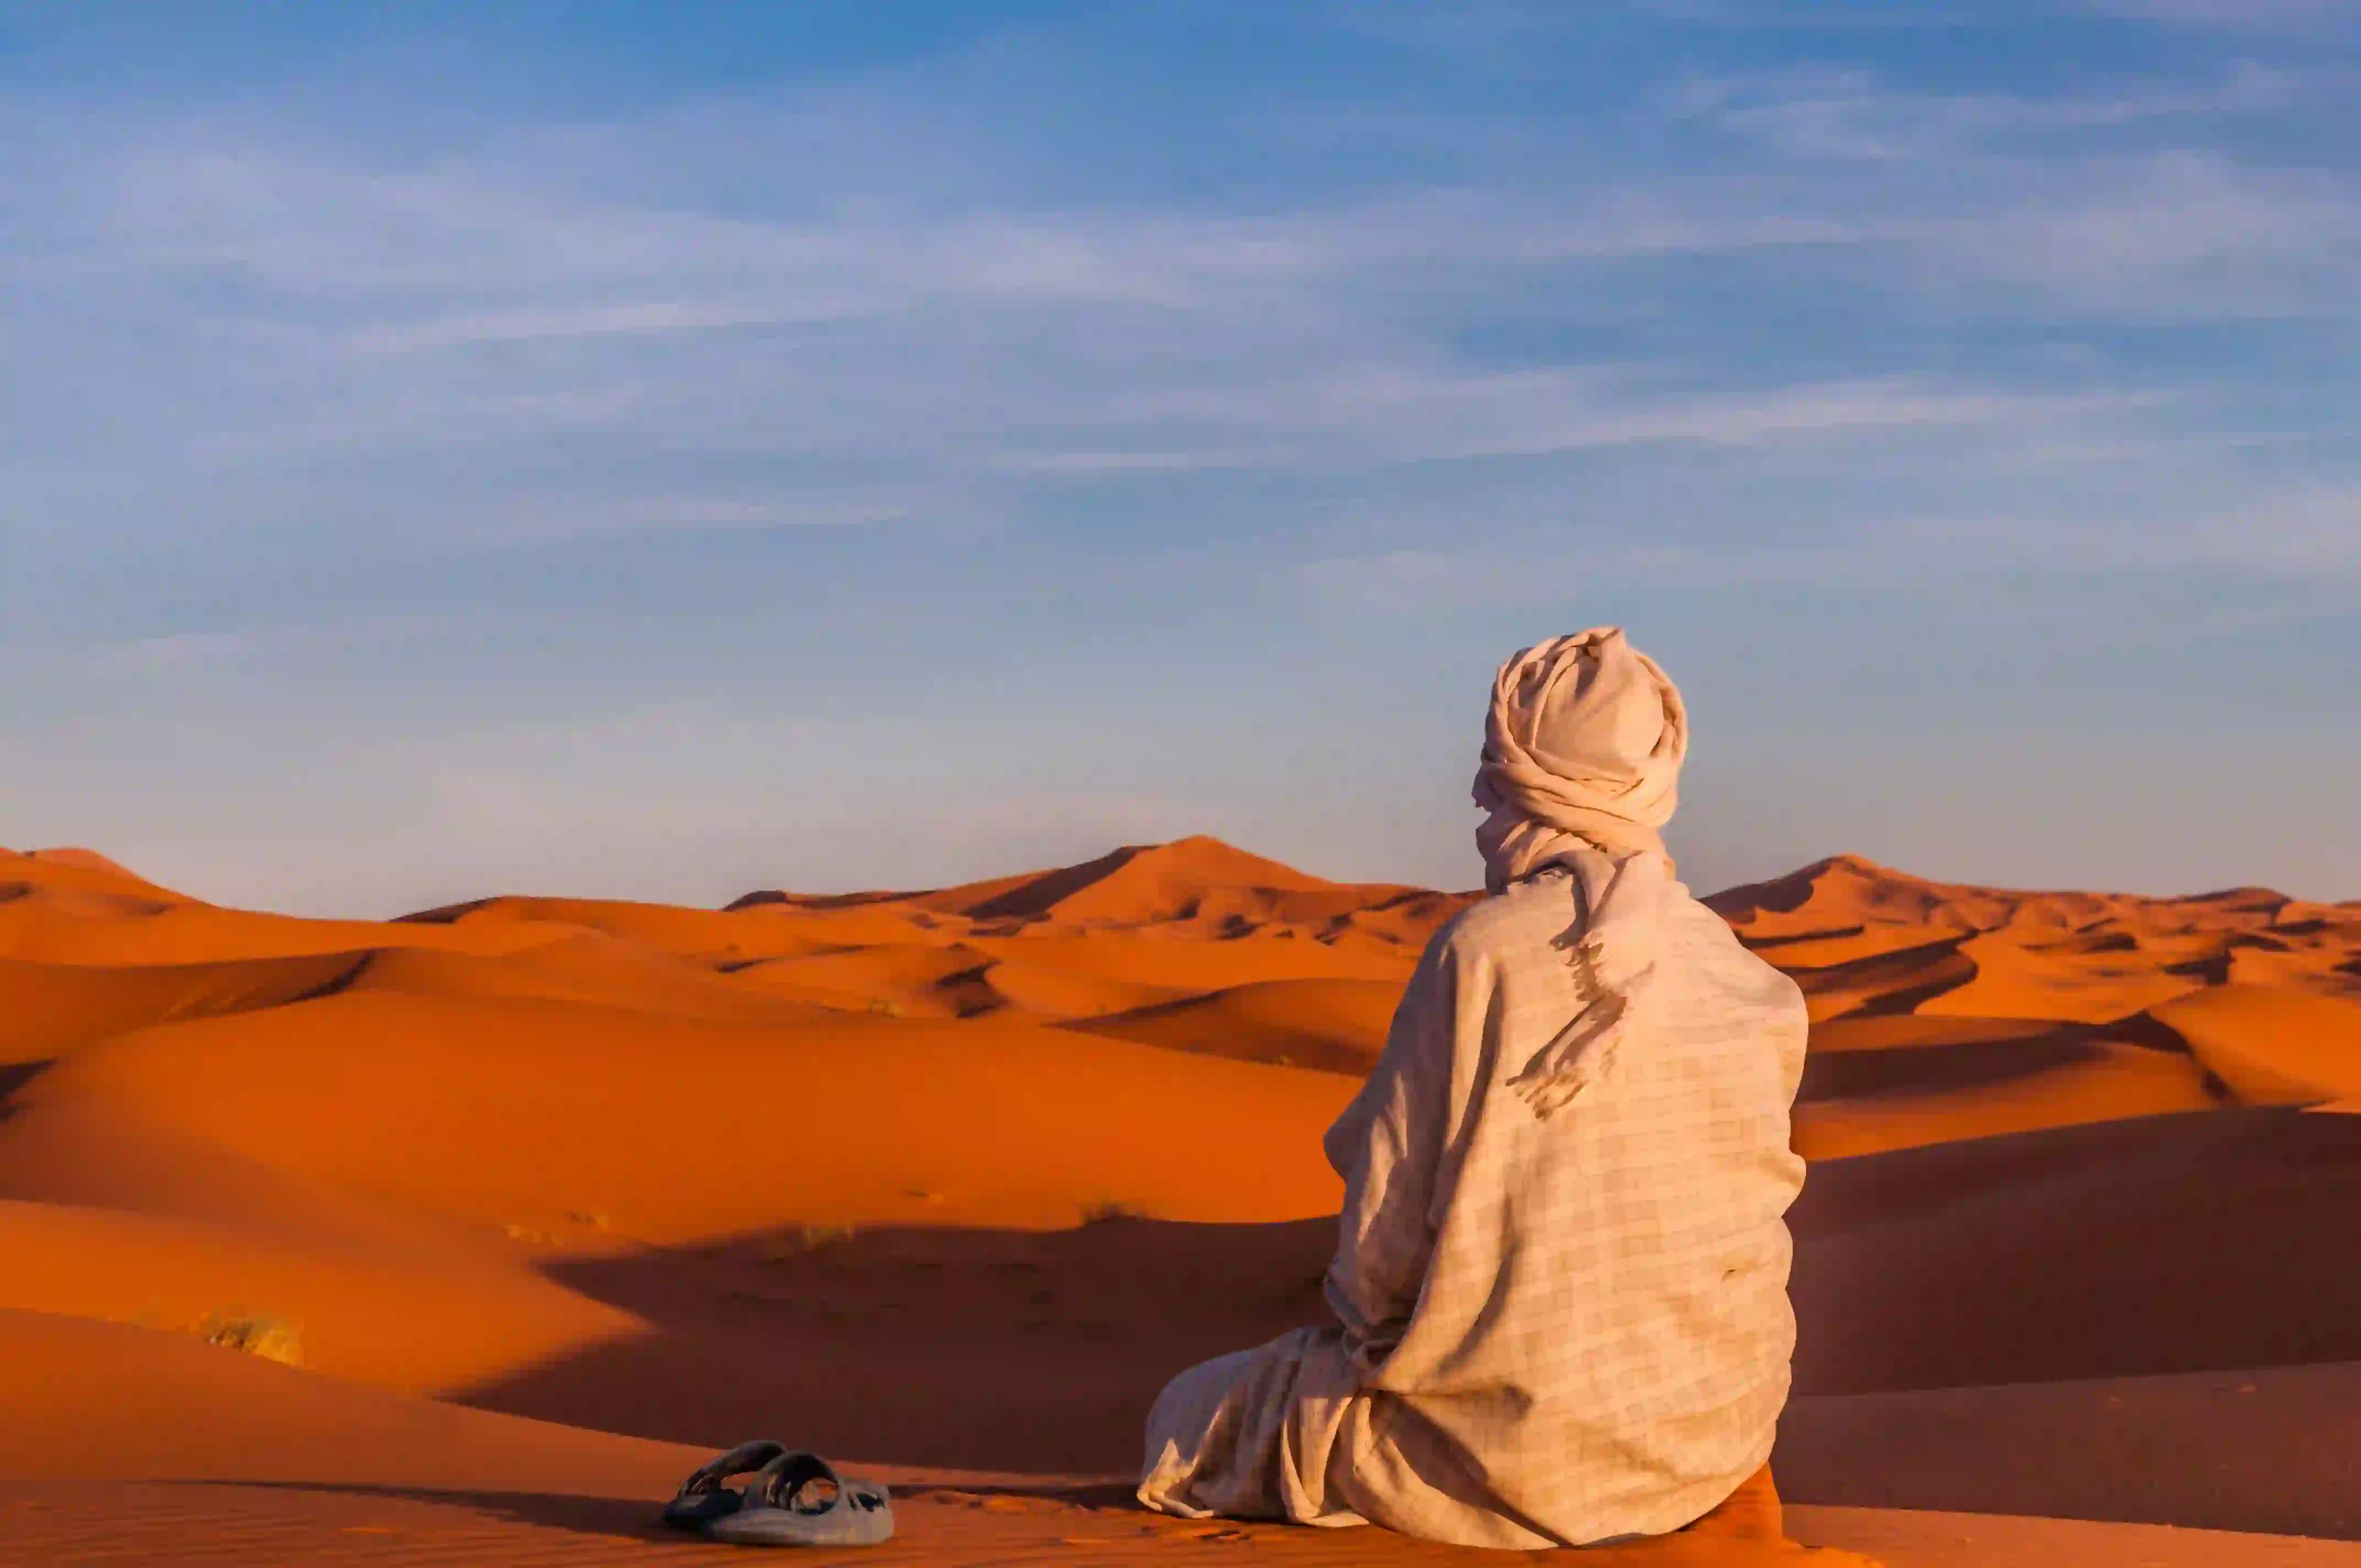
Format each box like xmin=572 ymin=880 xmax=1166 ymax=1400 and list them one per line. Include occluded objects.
xmin=1669 ymin=59 xmax=2297 ymax=160
xmin=35 ymin=116 xmax=2283 ymax=515
xmin=2084 ymin=0 xmax=2361 ymax=28
xmin=88 ymin=614 xmax=455 ymax=683
xmin=1916 ymin=152 xmax=2361 ymax=309
xmin=1296 ymin=481 xmax=2361 ymax=614
xmin=344 ymin=302 xmax=844 ymax=353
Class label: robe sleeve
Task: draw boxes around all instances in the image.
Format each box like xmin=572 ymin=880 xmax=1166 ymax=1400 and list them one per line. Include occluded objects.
xmin=1320 ymin=930 xmax=1466 ymax=1371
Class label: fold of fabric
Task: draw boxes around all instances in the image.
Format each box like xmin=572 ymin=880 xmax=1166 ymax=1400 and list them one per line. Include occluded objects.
xmin=1472 ymin=627 xmax=1688 ymax=1118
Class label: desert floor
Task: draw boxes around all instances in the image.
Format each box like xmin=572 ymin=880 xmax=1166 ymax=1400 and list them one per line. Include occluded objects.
xmin=2 ymin=836 xmax=2357 ymax=1565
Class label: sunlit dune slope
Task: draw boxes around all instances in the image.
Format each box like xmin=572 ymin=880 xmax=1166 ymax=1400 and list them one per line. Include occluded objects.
xmin=9 ymin=835 xmax=2359 ymax=1186
xmin=2151 ymin=983 xmax=2361 ymax=1103
xmin=347 ymin=934 xmax=847 ymax=1026
xmin=7 ymin=988 xmax=1360 ymax=1242
xmin=1709 ymin=853 xmax=2360 ymax=1154
xmin=2 ymin=847 xmax=575 ymax=967
xmin=738 ymin=835 xmax=1461 ymax=941
xmin=0 ymin=949 xmax=365 ymax=1062
xmin=0 ymin=1197 xmax=642 ymax=1393
xmin=0 ymin=1308 xmax=698 ymax=1492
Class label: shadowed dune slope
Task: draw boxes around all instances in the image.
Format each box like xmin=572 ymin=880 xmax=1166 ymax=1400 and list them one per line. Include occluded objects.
xmin=1788 ymin=1108 xmax=2361 ymax=1396
xmin=1779 ymin=1360 xmax=2361 ymax=1541
xmin=427 ymin=1110 xmax=2361 ymax=1537
xmin=0 ymin=1310 xmax=1923 ymax=1565
xmin=1063 ymin=977 xmax=1403 ymax=1073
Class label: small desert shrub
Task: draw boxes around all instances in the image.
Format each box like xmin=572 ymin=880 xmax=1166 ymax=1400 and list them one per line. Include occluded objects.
xmin=198 ymin=1311 xmax=302 ymax=1367
xmin=763 ymin=1223 xmax=858 ymax=1261
xmin=1080 ymin=1199 xmax=1151 ymax=1226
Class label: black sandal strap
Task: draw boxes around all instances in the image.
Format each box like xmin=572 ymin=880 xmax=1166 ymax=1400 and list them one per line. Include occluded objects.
xmin=679 ymin=1438 xmax=787 ymax=1496
xmin=760 ymin=1451 xmax=843 ymax=1514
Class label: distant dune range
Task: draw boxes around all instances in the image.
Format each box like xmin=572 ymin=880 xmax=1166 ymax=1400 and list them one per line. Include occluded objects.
xmin=2 ymin=836 xmax=2357 ymax=1565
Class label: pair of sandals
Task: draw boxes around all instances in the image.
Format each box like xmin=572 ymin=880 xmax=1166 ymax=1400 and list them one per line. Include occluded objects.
xmin=662 ymin=1440 xmax=894 ymax=1547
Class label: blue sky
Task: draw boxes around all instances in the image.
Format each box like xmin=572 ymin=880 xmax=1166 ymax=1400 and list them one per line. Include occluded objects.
xmin=3 ymin=1 xmax=2357 ymax=914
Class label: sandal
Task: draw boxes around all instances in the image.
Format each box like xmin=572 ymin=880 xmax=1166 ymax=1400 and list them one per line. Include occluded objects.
xmin=661 ymin=1439 xmax=790 ymax=1529
xmin=704 ymin=1449 xmax=894 ymax=1547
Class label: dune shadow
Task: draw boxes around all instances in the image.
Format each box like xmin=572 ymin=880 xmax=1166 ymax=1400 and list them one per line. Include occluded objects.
xmin=456 ymin=1215 xmax=1335 ymax=1474
xmin=1789 ymin=1106 xmax=2361 ymax=1394
xmin=899 ymin=1478 xmax=1143 ymax=1510
xmin=187 ymin=1479 xmax=678 ymax=1543
xmin=445 ymin=1110 xmax=2361 ymax=1483
xmin=1786 ymin=935 xmax=1977 ymax=1016
xmin=1794 ymin=1016 xmax=2200 ymax=1102
xmin=0 ymin=1061 xmax=50 ymax=1126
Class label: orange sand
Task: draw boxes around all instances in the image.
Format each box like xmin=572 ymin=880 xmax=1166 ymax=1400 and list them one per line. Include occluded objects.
xmin=4 ymin=839 xmax=2358 ymax=1562
xmin=2152 ymin=983 xmax=2361 ymax=1103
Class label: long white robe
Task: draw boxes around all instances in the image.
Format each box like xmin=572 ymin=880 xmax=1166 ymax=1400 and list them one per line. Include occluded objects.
xmin=1139 ymin=855 xmax=1808 ymax=1548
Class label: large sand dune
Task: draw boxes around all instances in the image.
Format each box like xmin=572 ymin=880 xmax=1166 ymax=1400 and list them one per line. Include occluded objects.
xmin=2 ymin=838 xmax=2356 ymax=1563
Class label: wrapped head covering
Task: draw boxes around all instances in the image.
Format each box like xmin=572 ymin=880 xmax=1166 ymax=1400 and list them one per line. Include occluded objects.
xmin=1472 ymin=628 xmax=1689 ymax=1117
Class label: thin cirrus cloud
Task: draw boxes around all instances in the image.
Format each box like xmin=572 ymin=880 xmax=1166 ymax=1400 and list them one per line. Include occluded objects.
xmin=116 ymin=145 xmax=2354 ymax=312
xmin=31 ymin=125 xmax=2260 ymax=500
xmin=1666 ymin=59 xmax=2298 ymax=160
xmin=2081 ymin=0 xmax=2360 ymax=24
xmin=44 ymin=137 xmax=2336 ymax=485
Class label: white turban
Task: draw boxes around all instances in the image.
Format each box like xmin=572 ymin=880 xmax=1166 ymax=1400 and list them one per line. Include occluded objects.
xmin=1471 ymin=628 xmax=1689 ymax=1117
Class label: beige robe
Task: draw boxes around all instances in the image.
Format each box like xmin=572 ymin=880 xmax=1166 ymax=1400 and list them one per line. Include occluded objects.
xmin=1139 ymin=854 xmax=1808 ymax=1548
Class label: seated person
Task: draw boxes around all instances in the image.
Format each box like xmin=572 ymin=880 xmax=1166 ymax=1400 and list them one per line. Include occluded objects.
xmin=1139 ymin=628 xmax=1810 ymax=1549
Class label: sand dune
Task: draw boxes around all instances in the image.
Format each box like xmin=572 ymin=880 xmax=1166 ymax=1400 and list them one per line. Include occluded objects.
xmin=0 ymin=948 xmax=365 ymax=1062
xmin=872 ymin=836 xmax=1452 ymax=939
xmin=1788 ymin=1109 xmax=2361 ymax=1396
xmin=730 ymin=940 xmax=1009 ymax=1017
xmin=347 ymin=934 xmax=845 ymax=1027
xmin=0 ymin=1199 xmax=642 ymax=1393
xmin=0 ymin=1308 xmax=695 ymax=1491
xmin=7 ymin=986 xmax=1361 ymax=1241
xmin=1790 ymin=1038 xmax=2223 ymax=1159
xmin=2153 ymin=983 xmax=2361 ymax=1103
xmin=1064 ymin=976 xmax=1403 ymax=1072
xmin=1919 ymin=929 xmax=2204 ymax=1023
xmin=1711 ymin=853 xmax=2360 ymax=1152
xmin=1780 ymin=1359 xmax=2361 ymax=1540
xmin=4 ymin=836 xmax=2357 ymax=1561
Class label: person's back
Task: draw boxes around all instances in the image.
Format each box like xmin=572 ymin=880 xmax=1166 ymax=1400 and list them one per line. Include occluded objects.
xmin=1318 ymin=860 xmax=1805 ymax=1544
xmin=1139 ymin=628 xmax=1810 ymax=1549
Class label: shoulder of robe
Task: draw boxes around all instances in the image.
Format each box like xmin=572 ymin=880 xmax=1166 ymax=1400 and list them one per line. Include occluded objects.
xmin=1426 ymin=875 xmax=1578 ymax=977
xmin=1671 ymin=895 xmax=1808 ymax=1012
